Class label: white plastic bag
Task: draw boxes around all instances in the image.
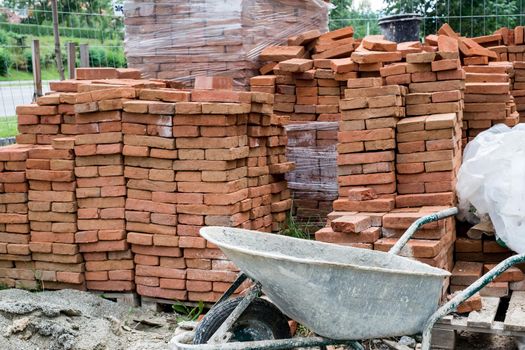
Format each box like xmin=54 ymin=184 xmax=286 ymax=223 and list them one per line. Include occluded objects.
xmin=456 ymin=123 xmax=525 ymax=254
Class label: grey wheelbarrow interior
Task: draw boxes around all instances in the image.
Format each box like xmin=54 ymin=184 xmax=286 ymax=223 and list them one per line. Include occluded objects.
xmin=200 ymin=226 xmax=450 ymax=340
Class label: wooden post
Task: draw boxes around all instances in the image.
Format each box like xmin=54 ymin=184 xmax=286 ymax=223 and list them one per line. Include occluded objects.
xmin=80 ymin=44 xmax=89 ymax=67
xmin=67 ymin=42 xmax=76 ymax=79
xmin=31 ymin=39 xmax=42 ymax=100
xmin=51 ymin=0 xmax=64 ymax=80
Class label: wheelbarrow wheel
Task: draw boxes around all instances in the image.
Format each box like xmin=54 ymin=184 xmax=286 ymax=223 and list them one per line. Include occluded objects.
xmin=193 ymin=297 xmax=291 ymax=344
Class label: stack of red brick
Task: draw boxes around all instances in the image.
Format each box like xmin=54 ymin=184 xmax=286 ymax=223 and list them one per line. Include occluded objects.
xmin=0 ymin=145 xmax=34 ymax=289
xmin=0 ymin=69 xmax=293 ymax=302
xmin=284 ymin=122 xmax=338 ymax=222
xmin=451 ymin=259 xmax=525 ymax=298
xmin=335 ymin=82 xmax=404 ymax=213
xmin=121 ymin=92 xmax=181 ymax=300
xmin=123 ymin=0 xmax=329 ymax=86
xmin=463 ymin=64 xmax=518 ymax=143
xmin=512 ymin=62 xmax=525 ymax=122
xmin=27 ymin=139 xmax=85 ymax=290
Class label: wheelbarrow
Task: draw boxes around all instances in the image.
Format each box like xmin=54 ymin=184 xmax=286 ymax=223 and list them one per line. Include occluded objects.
xmin=170 ymin=208 xmax=525 ymax=350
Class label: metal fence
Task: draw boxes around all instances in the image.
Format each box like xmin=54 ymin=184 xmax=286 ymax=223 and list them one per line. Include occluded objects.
xmin=0 ymin=1 xmax=124 ymax=138
xmin=1 ymin=1 xmax=525 ymax=139
xmin=331 ymin=0 xmax=525 ymax=37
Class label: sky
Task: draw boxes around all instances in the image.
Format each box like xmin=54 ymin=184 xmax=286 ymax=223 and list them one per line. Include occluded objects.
xmin=355 ymin=0 xmax=386 ymax=12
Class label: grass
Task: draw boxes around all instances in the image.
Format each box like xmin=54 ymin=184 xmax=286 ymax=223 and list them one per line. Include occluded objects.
xmin=0 ymin=116 xmax=18 ymax=138
xmin=0 ymin=33 xmax=125 ymax=82
xmin=0 ymin=67 xmax=61 ymax=81
xmin=172 ymin=300 xmax=205 ymax=322
xmin=280 ymin=210 xmax=311 ymax=240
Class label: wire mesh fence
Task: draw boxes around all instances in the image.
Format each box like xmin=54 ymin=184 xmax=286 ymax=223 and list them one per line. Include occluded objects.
xmin=1 ymin=1 xmax=525 ymax=139
xmin=0 ymin=0 xmax=125 ymax=138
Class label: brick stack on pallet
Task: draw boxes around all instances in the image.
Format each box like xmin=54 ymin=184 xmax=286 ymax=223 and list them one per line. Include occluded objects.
xmin=247 ymin=94 xmax=293 ymax=233
xmin=450 ymin=259 xmax=525 ymax=298
xmin=123 ymin=0 xmax=329 ymax=86
xmin=463 ymin=64 xmax=518 ymax=144
xmin=512 ymin=62 xmax=525 ymax=121
xmin=482 ymin=26 xmax=525 ymax=62
xmin=350 ymin=36 xmax=403 ymax=77
xmin=16 ymin=100 xmax=63 ymax=145
xmin=170 ymin=88 xmax=290 ymax=302
xmin=253 ymin=61 xmax=346 ymax=123
xmin=393 ymin=51 xmax=464 ymax=208
xmin=27 ymin=139 xmax=85 ymax=290
xmin=0 ymin=144 xmax=35 ymax=289
xmin=334 ymin=82 xmax=405 ymax=213
xmin=375 ymin=207 xmax=456 ymax=273
xmin=121 ymin=91 xmax=183 ymax=301
xmin=284 ymin=122 xmax=338 ymax=223
xmin=251 ymin=57 xmax=345 ymax=222
xmin=71 ymin=87 xmax=135 ymax=293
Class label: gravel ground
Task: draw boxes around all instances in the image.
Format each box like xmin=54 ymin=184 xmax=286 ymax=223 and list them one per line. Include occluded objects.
xmin=0 ymin=288 xmax=178 ymax=350
xmin=0 ymin=288 xmax=520 ymax=350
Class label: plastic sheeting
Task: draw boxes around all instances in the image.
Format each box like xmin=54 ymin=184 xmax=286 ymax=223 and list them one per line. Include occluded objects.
xmin=457 ymin=124 xmax=525 ymax=254
xmin=285 ymin=122 xmax=338 ymax=197
xmin=123 ymin=0 xmax=330 ymax=85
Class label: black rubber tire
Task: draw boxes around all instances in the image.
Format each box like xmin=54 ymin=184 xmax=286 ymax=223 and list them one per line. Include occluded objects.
xmin=193 ymin=297 xmax=291 ymax=344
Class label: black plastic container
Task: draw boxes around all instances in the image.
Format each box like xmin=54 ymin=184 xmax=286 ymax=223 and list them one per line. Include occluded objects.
xmin=378 ymin=13 xmax=422 ymax=43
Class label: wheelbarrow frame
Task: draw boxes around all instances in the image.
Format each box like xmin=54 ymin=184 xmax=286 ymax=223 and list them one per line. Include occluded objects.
xmin=170 ymin=207 xmax=525 ymax=350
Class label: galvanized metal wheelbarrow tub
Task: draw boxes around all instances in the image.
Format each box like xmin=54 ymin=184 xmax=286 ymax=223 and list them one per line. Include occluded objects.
xmin=170 ymin=208 xmax=525 ymax=350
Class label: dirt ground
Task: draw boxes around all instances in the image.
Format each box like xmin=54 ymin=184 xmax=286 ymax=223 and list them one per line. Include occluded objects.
xmin=0 ymin=288 xmax=521 ymax=350
xmin=0 ymin=288 xmax=178 ymax=350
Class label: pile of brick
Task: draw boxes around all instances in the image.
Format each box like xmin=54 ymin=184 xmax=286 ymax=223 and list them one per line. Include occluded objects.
xmin=27 ymin=139 xmax=85 ymax=290
xmin=70 ymin=87 xmax=135 ymax=293
xmin=388 ymin=51 xmax=465 ymax=208
xmin=451 ymin=259 xmax=525 ymax=298
xmin=250 ymin=61 xmax=344 ymax=222
xmin=0 ymin=144 xmax=34 ymax=289
xmin=475 ymin=26 xmax=525 ymax=62
xmin=512 ymin=62 xmax=525 ymax=122
xmin=284 ymin=122 xmax=338 ymax=222
xmin=120 ymin=93 xmax=181 ymax=300
xmin=376 ymin=207 xmax=456 ymax=273
xmin=463 ymin=64 xmax=518 ymax=143
xmin=2 ymin=69 xmax=295 ymax=302
xmin=123 ymin=0 xmax=329 ymax=86
xmin=16 ymin=102 xmax=63 ymax=145
xmin=334 ymin=82 xmax=404 ymax=213
xmin=252 ymin=62 xmax=345 ymax=123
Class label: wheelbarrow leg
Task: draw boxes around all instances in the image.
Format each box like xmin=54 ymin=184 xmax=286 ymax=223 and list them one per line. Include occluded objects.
xmin=207 ymin=281 xmax=262 ymax=344
xmin=214 ymin=272 xmax=248 ymax=306
xmin=421 ymin=253 xmax=525 ymax=350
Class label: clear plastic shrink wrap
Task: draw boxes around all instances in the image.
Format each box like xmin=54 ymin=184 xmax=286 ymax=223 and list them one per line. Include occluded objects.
xmin=285 ymin=122 xmax=338 ymax=221
xmin=123 ymin=0 xmax=330 ymax=87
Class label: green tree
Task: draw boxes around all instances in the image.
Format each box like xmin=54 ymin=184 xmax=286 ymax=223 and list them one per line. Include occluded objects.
xmin=329 ymin=0 xmax=380 ymax=37
xmin=384 ymin=0 xmax=520 ymax=37
xmin=1 ymin=0 xmax=123 ymax=40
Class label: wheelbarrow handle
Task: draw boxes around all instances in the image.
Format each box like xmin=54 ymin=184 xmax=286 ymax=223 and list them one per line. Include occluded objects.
xmin=388 ymin=207 xmax=459 ymax=255
xmin=420 ymin=253 xmax=525 ymax=350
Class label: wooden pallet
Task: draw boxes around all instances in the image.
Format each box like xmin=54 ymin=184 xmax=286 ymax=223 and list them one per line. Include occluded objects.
xmin=92 ymin=292 xmax=140 ymax=307
xmin=432 ymin=291 xmax=525 ymax=349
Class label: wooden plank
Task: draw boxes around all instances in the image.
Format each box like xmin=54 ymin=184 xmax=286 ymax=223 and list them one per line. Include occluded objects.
xmin=434 ymin=321 xmax=525 ymax=337
xmin=504 ymin=291 xmax=525 ymax=331
xmin=431 ymin=328 xmax=456 ymax=349
xmin=439 ymin=315 xmax=454 ymax=325
xmin=467 ymin=297 xmax=500 ymax=328
xmin=31 ymin=39 xmax=42 ymax=99
xmin=67 ymin=42 xmax=76 ymax=79
xmin=80 ymin=44 xmax=89 ymax=67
